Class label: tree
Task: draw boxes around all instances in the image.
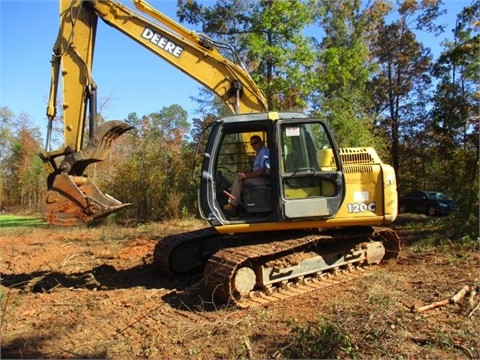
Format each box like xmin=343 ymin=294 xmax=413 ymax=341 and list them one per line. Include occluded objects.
xmin=245 ymin=0 xmax=318 ymax=110
xmin=110 ymin=105 xmax=194 ymax=222
xmin=430 ymin=2 xmax=479 ymax=157
xmin=177 ymin=0 xmax=318 ymax=111
xmin=311 ymin=0 xmax=388 ymax=151
xmin=0 ymin=107 xmax=15 ymax=211
xmin=2 ymin=111 xmax=46 ymax=212
xmin=427 ymin=2 xmax=479 ymax=237
xmin=0 ymin=107 xmax=15 ymax=163
xmin=369 ymin=0 xmax=444 ymax=178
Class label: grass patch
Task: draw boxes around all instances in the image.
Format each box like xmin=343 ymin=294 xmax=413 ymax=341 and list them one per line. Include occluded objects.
xmin=0 ymin=214 xmax=48 ymax=229
xmin=394 ymin=213 xmax=478 ymax=248
xmin=281 ymin=318 xmax=356 ymax=359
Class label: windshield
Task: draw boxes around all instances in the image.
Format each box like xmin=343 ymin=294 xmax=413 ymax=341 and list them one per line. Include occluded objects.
xmin=428 ymin=192 xmax=450 ymax=201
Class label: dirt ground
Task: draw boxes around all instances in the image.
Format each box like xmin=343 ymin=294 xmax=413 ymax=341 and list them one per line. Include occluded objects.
xmin=1 ymin=217 xmax=478 ymax=359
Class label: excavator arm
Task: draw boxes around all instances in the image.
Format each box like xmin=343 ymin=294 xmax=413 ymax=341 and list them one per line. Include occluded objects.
xmin=40 ymin=0 xmax=268 ymax=226
xmin=87 ymin=0 xmax=267 ymax=114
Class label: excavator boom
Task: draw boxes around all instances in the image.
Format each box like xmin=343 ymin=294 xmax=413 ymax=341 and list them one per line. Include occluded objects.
xmin=41 ymin=0 xmax=268 ymax=226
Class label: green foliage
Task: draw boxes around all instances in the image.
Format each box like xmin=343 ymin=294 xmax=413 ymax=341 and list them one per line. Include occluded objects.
xmin=246 ymin=0 xmax=318 ymax=110
xmin=367 ymin=0 xmax=447 ymax=179
xmin=448 ymin=189 xmax=479 ymax=241
xmin=423 ymin=3 xmax=479 ymax=217
xmin=313 ymin=99 xmax=383 ymax=149
xmin=316 ymin=0 xmax=376 ymax=95
xmin=0 ymin=215 xmax=47 ymax=229
xmin=0 ymin=107 xmax=15 ymax=164
xmin=311 ymin=0 xmax=383 ymax=151
xmin=107 ymin=106 xmax=196 ymax=223
xmin=0 ymin=110 xmax=47 ymax=213
xmin=399 ymin=5 xmax=479 ymax=234
xmin=178 ymin=0 xmax=318 ymax=111
xmin=399 ymin=211 xmax=479 ymax=254
xmin=283 ymin=318 xmax=356 ymax=359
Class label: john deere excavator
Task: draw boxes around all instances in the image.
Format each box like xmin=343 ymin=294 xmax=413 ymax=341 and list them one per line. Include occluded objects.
xmin=41 ymin=0 xmax=400 ymax=307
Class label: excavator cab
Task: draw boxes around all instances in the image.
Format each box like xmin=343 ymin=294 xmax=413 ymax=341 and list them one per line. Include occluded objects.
xmin=198 ymin=112 xmax=345 ymax=226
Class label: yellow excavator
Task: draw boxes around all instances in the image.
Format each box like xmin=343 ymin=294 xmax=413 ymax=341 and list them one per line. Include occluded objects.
xmin=41 ymin=0 xmax=400 ymax=306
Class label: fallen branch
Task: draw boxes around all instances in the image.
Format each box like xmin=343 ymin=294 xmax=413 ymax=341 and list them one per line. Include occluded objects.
xmin=468 ymin=287 xmax=478 ymax=307
xmin=414 ymin=285 xmax=471 ymax=313
xmin=414 ymin=299 xmax=449 ymax=313
xmin=468 ymin=302 xmax=480 ymax=318
xmin=244 ymin=336 xmax=253 ymax=360
xmin=450 ymin=285 xmax=470 ymax=304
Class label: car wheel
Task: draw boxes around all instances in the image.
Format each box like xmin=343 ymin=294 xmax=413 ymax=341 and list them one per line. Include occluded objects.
xmin=427 ymin=206 xmax=436 ymax=216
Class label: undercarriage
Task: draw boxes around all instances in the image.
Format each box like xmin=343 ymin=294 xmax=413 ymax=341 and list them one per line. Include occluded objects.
xmin=153 ymin=226 xmax=400 ymax=307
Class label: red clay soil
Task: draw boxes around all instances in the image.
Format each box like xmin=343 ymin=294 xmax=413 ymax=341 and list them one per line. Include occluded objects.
xmin=0 ymin=219 xmax=478 ymax=359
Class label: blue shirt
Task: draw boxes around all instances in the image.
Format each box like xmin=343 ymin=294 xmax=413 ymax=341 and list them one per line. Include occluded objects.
xmin=253 ymin=146 xmax=269 ymax=172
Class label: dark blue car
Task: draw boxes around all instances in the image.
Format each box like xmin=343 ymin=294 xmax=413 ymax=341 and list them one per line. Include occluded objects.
xmin=399 ymin=190 xmax=456 ymax=216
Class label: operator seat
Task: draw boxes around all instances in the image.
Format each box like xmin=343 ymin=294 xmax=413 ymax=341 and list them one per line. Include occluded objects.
xmin=242 ymin=157 xmax=272 ymax=214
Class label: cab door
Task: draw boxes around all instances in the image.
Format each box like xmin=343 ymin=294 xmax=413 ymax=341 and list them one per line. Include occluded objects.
xmin=197 ymin=115 xmax=274 ymax=225
xmin=278 ymin=120 xmax=344 ymax=219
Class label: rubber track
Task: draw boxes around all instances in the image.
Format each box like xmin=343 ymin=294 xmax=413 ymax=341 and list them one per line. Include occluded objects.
xmin=204 ymin=228 xmax=385 ymax=308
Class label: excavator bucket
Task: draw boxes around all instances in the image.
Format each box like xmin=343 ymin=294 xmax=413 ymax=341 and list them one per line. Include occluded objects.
xmin=41 ymin=174 xmax=131 ymax=226
xmin=41 ymin=121 xmax=133 ymax=226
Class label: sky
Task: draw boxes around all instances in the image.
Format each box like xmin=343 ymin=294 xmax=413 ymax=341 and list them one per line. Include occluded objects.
xmin=0 ymin=0 xmax=471 ymax=142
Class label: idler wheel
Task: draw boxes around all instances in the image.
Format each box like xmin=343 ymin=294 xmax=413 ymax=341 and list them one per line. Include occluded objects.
xmin=232 ymin=267 xmax=256 ymax=297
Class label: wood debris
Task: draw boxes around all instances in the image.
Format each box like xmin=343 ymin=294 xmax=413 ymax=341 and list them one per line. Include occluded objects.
xmin=413 ymin=285 xmax=479 ymax=314
xmin=468 ymin=302 xmax=480 ymax=318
